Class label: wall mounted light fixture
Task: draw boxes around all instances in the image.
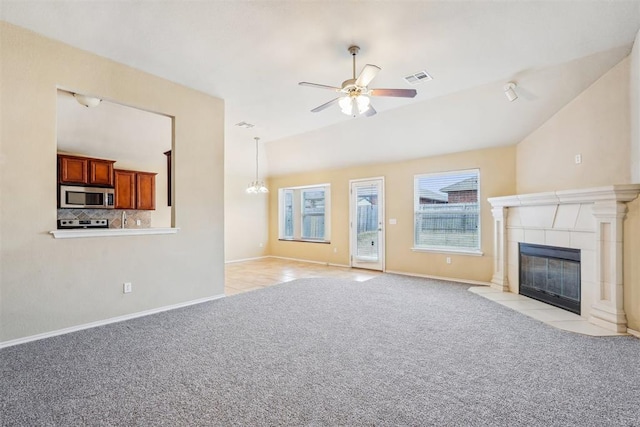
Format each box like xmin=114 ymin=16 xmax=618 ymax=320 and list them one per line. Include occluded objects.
xmin=73 ymin=93 xmax=102 ymax=108
xmin=504 ymin=82 xmax=518 ymax=102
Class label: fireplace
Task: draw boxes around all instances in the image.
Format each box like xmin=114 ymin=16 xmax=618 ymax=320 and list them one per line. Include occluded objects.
xmin=519 ymin=243 xmax=581 ymax=314
xmin=488 ymin=184 xmax=640 ymax=333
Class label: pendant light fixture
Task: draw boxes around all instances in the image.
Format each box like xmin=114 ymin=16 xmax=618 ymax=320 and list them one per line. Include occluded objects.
xmin=246 ymin=137 xmax=268 ymax=194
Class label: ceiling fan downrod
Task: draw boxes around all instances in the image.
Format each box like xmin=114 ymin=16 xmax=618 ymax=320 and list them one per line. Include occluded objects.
xmin=348 ymin=45 xmax=360 ymax=80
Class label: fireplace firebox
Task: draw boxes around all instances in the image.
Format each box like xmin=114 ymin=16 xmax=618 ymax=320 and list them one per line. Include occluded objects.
xmin=519 ymin=243 xmax=581 ymax=315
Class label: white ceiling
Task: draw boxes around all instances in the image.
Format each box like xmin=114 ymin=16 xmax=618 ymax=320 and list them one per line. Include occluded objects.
xmin=56 ymin=90 xmax=171 ymax=169
xmin=3 ymin=1 xmax=640 ymax=175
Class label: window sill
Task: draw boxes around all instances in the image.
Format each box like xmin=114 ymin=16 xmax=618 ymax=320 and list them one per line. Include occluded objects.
xmin=411 ymin=247 xmax=483 ymax=256
xmin=279 ymin=238 xmax=331 ymax=244
xmin=50 ymin=227 xmax=179 ymax=239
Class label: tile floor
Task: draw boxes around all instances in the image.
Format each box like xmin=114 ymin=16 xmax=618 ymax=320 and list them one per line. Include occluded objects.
xmin=468 ymin=286 xmax=627 ymax=337
xmin=225 ymin=257 xmax=381 ymax=296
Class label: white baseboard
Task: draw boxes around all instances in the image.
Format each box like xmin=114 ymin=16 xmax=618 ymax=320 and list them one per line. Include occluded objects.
xmin=327 ymin=262 xmax=352 ymax=268
xmin=265 ymin=255 xmax=351 ymax=268
xmin=225 ymin=254 xmax=350 ymax=268
xmin=0 ymin=294 xmax=225 ymax=349
xmin=627 ymin=328 xmax=640 ymax=338
xmin=225 ymin=256 xmax=268 ymax=264
xmin=268 ymin=255 xmax=328 ymax=265
xmin=384 ymin=269 xmax=492 ymax=287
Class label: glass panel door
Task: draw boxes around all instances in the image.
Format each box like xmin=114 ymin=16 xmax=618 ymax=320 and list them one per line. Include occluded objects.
xmin=350 ymin=178 xmax=384 ymax=271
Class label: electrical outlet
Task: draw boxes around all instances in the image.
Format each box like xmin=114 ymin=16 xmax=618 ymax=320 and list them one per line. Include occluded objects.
xmin=574 ymin=154 xmax=582 ymax=164
xmin=123 ymin=282 xmax=132 ymax=293
xmin=446 ymin=257 xmax=452 ymax=264
xmin=334 ymin=247 xmax=338 ymax=253
xmin=136 ymin=219 xmax=141 ymax=226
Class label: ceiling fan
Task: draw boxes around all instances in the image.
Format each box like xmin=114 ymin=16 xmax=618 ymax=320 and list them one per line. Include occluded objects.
xmin=299 ymin=45 xmax=417 ymax=117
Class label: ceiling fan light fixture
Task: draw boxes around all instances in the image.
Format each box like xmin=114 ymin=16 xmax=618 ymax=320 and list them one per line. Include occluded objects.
xmin=300 ymin=44 xmax=417 ymax=118
xmin=356 ymin=95 xmax=370 ymax=114
xmin=339 ymin=96 xmax=354 ymax=115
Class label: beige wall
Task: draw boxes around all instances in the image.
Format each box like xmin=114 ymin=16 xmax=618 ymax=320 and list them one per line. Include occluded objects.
xmin=627 ymin=33 xmax=640 ymax=331
xmin=632 ymin=30 xmax=640 ymax=182
xmin=224 ymin=174 xmax=269 ymax=261
xmin=624 ymin=31 xmax=640 ymax=331
xmin=515 ymin=53 xmax=640 ymax=331
xmin=268 ymin=146 xmax=516 ymax=283
xmin=625 ymin=197 xmax=640 ymax=331
xmin=516 ymin=57 xmax=631 ymax=193
xmin=0 ymin=23 xmax=225 ymax=343
xmin=224 ymin=137 xmax=269 ymax=261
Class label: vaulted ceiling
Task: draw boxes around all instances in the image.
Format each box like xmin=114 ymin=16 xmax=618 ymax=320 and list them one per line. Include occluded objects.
xmin=3 ymin=1 xmax=639 ymax=175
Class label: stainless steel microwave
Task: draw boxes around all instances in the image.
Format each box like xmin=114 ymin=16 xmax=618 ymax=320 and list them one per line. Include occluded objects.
xmin=59 ymin=185 xmax=115 ymax=209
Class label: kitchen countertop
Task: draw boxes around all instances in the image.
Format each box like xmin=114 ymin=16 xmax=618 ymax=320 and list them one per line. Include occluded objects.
xmin=50 ymin=228 xmax=179 ymax=239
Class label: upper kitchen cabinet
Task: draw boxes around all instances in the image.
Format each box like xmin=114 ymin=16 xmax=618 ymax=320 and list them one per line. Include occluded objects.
xmin=136 ymin=172 xmax=157 ymax=210
xmin=58 ymin=154 xmax=115 ymax=187
xmin=115 ymin=169 xmax=157 ymax=210
xmin=114 ymin=169 xmax=136 ymax=209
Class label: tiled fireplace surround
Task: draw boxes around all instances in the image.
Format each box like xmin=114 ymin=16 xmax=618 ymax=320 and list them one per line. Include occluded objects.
xmin=488 ymin=185 xmax=640 ymax=333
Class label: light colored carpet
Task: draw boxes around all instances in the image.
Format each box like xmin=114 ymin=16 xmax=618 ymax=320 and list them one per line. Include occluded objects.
xmin=1 ymin=274 xmax=639 ymax=426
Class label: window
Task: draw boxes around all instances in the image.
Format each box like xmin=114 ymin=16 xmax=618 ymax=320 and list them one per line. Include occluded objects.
xmin=282 ymin=189 xmax=294 ymax=239
xmin=414 ymin=169 xmax=480 ymax=253
xmin=279 ymin=184 xmax=331 ymax=242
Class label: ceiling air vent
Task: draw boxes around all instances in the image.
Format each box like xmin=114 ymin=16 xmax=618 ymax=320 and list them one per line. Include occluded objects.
xmin=404 ymin=71 xmax=433 ymax=85
xmin=235 ymin=121 xmax=255 ymax=129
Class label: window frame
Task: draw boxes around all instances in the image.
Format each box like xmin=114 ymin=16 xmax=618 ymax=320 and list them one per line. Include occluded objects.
xmin=278 ymin=184 xmax=331 ymax=243
xmin=412 ymin=169 xmax=482 ymax=256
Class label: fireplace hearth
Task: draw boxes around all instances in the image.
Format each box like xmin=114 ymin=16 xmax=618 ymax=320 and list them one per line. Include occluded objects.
xmin=519 ymin=243 xmax=580 ymax=314
xmin=488 ymin=185 xmax=640 ymax=332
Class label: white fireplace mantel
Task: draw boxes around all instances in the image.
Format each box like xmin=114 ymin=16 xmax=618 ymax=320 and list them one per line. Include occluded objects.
xmin=488 ymin=185 xmax=640 ymax=333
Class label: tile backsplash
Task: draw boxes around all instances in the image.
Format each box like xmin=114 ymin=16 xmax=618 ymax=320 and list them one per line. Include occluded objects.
xmin=57 ymin=209 xmax=152 ymax=229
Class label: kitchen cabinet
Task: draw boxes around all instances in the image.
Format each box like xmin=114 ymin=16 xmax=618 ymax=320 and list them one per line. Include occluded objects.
xmin=136 ymin=172 xmax=156 ymax=210
xmin=58 ymin=154 xmax=114 ymax=186
xmin=114 ymin=170 xmax=136 ymax=209
xmin=114 ymin=169 xmax=156 ymax=210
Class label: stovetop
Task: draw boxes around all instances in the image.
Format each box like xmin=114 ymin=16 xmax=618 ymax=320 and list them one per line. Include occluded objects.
xmin=57 ymin=219 xmax=109 ymax=229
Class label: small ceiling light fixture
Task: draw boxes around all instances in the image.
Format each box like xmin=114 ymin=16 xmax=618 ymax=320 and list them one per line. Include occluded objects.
xmin=246 ymin=137 xmax=268 ymax=194
xmin=504 ymin=82 xmax=518 ymax=102
xmin=73 ymin=93 xmax=102 ymax=108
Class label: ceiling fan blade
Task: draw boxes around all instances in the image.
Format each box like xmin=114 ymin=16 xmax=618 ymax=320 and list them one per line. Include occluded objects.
xmin=369 ymin=88 xmax=417 ymax=98
xmin=299 ymin=82 xmax=341 ymax=91
xmin=363 ymin=105 xmax=377 ymax=117
xmin=355 ymin=64 xmax=381 ymax=87
xmin=311 ymin=97 xmax=341 ymax=113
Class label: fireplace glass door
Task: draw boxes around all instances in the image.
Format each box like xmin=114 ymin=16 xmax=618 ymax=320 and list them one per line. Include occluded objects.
xmin=519 ymin=243 xmax=581 ymax=314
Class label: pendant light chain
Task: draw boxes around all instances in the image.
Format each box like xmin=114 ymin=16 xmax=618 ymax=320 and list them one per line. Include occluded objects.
xmin=255 ymin=137 xmax=259 ymax=181
xmin=246 ymin=136 xmax=268 ymax=194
